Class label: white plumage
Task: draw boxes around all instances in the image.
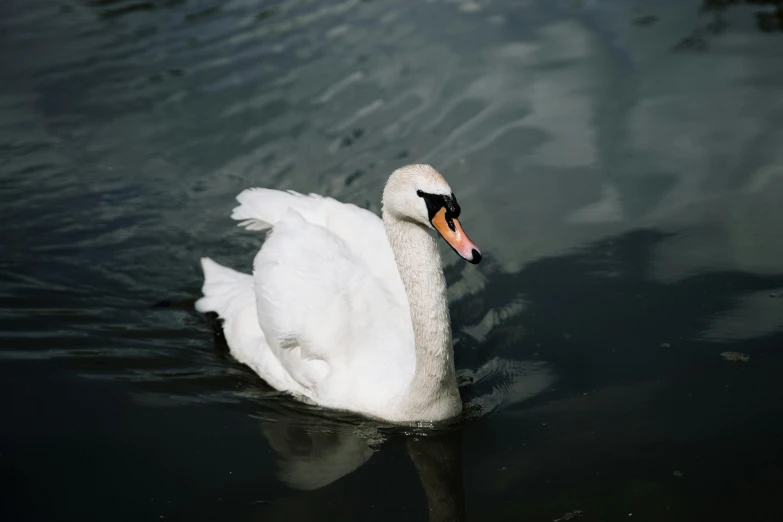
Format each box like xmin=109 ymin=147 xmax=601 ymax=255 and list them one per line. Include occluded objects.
xmin=196 ymin=165 xmax=481 ymax=423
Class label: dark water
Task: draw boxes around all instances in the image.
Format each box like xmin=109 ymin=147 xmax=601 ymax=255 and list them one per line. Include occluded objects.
xmin=2 ymin=0 xmax=783 ymax=520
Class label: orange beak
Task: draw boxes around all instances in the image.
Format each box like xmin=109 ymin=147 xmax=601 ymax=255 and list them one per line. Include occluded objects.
xmin=431 ymin=207 xmax=482 ymax=264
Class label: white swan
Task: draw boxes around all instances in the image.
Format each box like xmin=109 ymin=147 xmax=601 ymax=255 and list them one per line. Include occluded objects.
xmin=195 ymin=164 xmax=481 ymax=423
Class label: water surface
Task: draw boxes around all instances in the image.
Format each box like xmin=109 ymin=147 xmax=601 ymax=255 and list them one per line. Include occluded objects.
xmin=2 ymin=0 xmax=783 ymax=520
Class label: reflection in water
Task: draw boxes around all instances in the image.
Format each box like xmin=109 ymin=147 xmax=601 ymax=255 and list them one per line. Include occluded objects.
xmin=407 ymin=432 xmax=466 ymax=522
xmin=676 ymin=0 xmax=783 ymax=50
xmin=701 ymin=0 xmax=783 ymax=33
xmin=260 ymin=418 xmax=375 ymax=491
xmin=259 ymin=412 xmax=466 ymax=522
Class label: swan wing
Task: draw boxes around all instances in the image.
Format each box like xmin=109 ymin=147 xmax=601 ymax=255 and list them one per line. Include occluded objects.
xmin=232 ymin=188 xmax=402 ymax=287
xmin=252 ymin=208 xmax=415 ymax=411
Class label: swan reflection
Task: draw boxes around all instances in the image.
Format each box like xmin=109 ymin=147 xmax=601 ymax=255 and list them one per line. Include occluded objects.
xmin=258 ymin=413 xmax=466 ymax=522
xmin=260 ymin=419 xmax=376 ymax=491
xmin=251 ymin=352 xmax=552 ymax=520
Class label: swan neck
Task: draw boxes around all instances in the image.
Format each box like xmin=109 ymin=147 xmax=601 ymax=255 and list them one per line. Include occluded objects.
xmin=383 ymin=212 xmax=460 ymax=420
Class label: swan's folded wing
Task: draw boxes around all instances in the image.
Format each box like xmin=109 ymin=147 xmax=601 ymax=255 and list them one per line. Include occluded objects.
xmin=231 ymin=188 xmax=401 ymax=288
xmin=252 ymin=209 xmax=415 ymax=404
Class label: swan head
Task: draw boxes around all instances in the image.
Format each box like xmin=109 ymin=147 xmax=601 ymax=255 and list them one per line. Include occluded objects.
xmin=382 ymin=164 xmax=482 ymax=264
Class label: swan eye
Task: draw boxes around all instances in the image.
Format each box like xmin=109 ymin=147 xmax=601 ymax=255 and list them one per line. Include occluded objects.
xmin=447 ymin=193 xmax=461 ymax=218
xmin=417 ymin=190 xmax=445 ymax=222
xmin=417 ymin=189 xmax=461 ymax=228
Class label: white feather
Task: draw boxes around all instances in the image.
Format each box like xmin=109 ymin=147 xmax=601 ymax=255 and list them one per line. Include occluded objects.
xmin=197 ymin=164 xmax=470 ymax=422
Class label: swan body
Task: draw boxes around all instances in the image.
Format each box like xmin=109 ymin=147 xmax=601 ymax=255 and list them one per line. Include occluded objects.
xmin=196 ymin=164 xmax=481 ymax=423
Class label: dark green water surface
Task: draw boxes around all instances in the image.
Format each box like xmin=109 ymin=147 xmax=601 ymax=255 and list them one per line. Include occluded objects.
xmin=2 ymin=1 xmax=783 ymax=520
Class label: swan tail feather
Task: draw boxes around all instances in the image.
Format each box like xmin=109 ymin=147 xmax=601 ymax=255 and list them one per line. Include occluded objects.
xmin=195 ymin=257 xmax=254 ymax=317
xmin=195 ymin=258 xmax=298 ymax=392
